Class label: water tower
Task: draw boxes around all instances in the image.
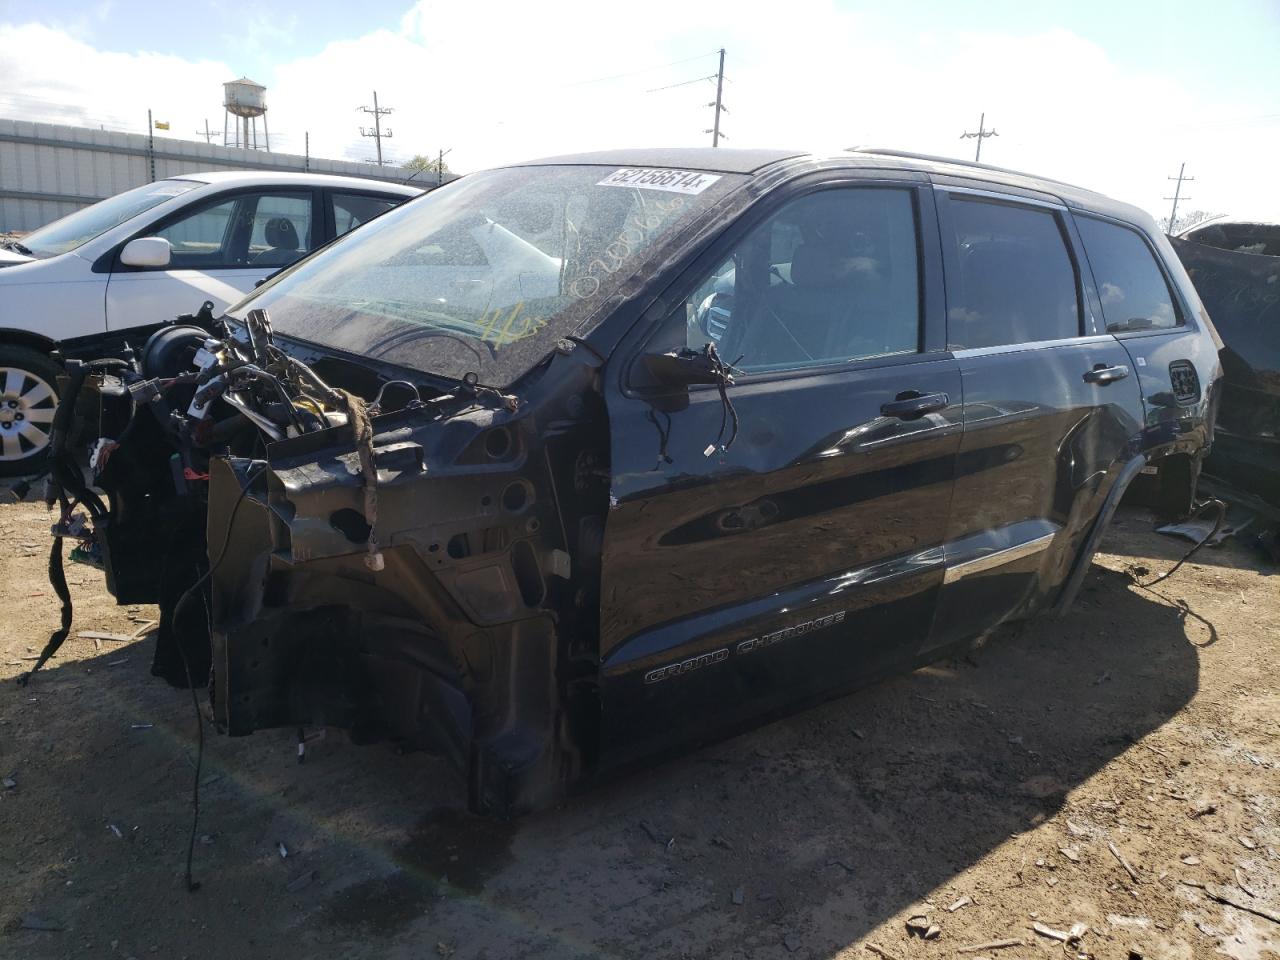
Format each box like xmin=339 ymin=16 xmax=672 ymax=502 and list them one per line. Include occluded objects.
xmin=223 ymin=77 xmax=269 ymax=151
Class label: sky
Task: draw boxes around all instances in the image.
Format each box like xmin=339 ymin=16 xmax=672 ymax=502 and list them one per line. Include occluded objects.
xmin=0 ymin=0 xmax=1277 ymax=221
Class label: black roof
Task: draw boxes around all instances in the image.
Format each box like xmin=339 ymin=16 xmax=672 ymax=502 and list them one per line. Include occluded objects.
xmin=512 ymin=147 xmax=806 ymax=175
xmin=509 ymin=146 xmax=1153 ymax=229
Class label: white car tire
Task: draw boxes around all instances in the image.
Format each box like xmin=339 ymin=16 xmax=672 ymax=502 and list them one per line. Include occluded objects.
xmin=0 ymin=345 xmax=60 ymax=478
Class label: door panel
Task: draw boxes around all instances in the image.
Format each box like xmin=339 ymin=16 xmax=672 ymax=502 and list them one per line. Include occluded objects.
xmin=927 ymin=338 xmax=1143 ymax=651
xmin=925 ymin=187 xmax=1145 ymax=652
xmin=596 ymin=179 xmax=960 ymax=767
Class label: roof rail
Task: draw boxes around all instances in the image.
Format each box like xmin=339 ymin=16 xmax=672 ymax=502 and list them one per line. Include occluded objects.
xmin=847 ymin=146 xmax=1103 ymax=197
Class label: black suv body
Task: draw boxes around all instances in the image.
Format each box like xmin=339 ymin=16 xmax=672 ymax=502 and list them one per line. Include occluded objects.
xmin=48 ymin=148 xmax=1222 ymax=815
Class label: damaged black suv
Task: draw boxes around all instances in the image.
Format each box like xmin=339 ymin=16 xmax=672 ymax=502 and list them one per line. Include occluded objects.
xmin=36 ymin=148 xmax=1222 ymax=815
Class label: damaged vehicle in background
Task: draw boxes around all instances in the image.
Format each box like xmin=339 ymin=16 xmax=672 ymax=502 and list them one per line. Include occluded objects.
xmin=32 ymin=148 xmax=1222 ymax=816
xmin=1169 ymin=215 xmax=1280 ymax=510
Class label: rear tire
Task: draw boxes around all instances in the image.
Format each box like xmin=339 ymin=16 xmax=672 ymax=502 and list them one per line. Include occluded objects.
xmin=0 ymin=345 xmax=60 ymax=478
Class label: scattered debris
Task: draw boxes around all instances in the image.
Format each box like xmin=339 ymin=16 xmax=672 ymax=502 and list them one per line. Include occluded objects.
xmin=731 ymin=886 xmax=744 ymax=906
xmin=827 ymin=857 xmax=857 ymax=874
xmin=1189 ymin=801 xmax=1217 ymax=819
xmin=957 ymin=939 xmax=1023 ymax=953
xmin=864 ymin=945 xmax=902 ymax=960
xmin=639 ymin=820 xmax=673 ymax=849
xmin=1237 ymin=836 xmax=1258 ymax=850
xmin=76 ymin=631 xmax=132 ymax=643
xmin=905 ymin=915 xmax=930 ymax=936
xmin=1108 ymin=841 xmax=1141 ymax=883
xmin=20 ymin=912 xmax=64 ymax=932
xmin=1065 ymin=819 xmax=1089 ymax=838
xmin=783 ymin=932 xmax=802 ymax=952
xmin=1180 ymin=855 xmax=1201 ymax=865
xmin=1234 ymin=867 xmax=1258 ymax=899
xmin=130 ymin=619 xmax=157 ymax=639
xmin=947 ymin=895 xmax=972 ymax=913
xmin=286 ymin=870 xmax=316 ymax=893
xmin=108 ymin=824 xmax=122 ymax=838
xmin=1059 ymin=846 xmax=1081 ymax=864
xmin=436 ymin=942 xmax=454 ymax=958
xmin=276 ymin=840 xmax=289 ymax=859
xmin=2 ymin=775 xmax=15 ymax=790
xmin=1033 ymin=921 xmax=1088 ymax=948
xmin=129 ymin=723 xmax=152 ymax=730
xmin=1204 ymin=884 xmax=1280 ymax=925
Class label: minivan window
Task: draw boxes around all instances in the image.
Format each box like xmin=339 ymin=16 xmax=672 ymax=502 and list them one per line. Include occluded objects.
xmin=946 ymin=197 xmax=1080 ymax=349
xmin=20 ymin=179 xmax=199 ymax=257
xmin=683 ymin=187 xmax=921 ymax=374
xmin=1076 ymin=216 xmax=1180 ymax=331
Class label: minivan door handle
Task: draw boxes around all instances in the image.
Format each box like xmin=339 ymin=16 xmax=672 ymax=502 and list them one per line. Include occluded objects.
xmin=880 ymin=391 xmax=950 ymax=420
xmin=1083 ymin=363 xmax=1130 ymax=385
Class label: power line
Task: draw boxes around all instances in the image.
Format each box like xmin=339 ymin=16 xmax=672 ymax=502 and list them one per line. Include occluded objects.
xmin=645 ymin=74 xmax=716 ymax=93
xmin=960 ymin=112 xmax=998 ymax=162
xmin=357 ymin=90 xmax=393 ymax=166
xmin=563 ymin=50 xmax=722 ymax=88
xmin=1163 ymin=162 xmax=1194 ymax=232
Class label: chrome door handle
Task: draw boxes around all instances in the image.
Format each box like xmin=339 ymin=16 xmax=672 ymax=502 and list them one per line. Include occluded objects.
xmin=1083 ymin=364 xmax=1129 ymax=385
xmin=880 ymin=392 xmax=949 ymax=420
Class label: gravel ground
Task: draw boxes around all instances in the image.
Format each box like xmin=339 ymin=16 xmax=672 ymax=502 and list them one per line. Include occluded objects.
xmin=0 ymin=496 xmax=1277 ymax=960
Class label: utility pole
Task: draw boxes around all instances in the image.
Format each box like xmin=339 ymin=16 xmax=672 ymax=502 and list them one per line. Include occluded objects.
xmin=1164 ymin=162 xmax=1193 ymax=233
xmin=304 ymin=131 xmax=310 ymax=172
xmin=196 ymin=119 xmax=212 ymax=144
xmin=437 ymin=147 xmax=452 ymax=187
xmin=358 ymin=91 xmax=394 ymax=166
xmin=710 ymin=48 xmax=726 ymax=147
xmin=960 ymin=112 xmax=998 ymax=162
xmin=146 ymin=109 xmax=156 ymax=182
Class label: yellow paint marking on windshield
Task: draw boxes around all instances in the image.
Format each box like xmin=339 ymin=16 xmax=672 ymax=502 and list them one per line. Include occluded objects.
xmin=476 ymin=302 xmax=550 ymax=346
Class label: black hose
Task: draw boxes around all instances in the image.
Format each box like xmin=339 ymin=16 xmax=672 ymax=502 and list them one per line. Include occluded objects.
xmin=1139 ymin=498 xmax=1227 ymax=587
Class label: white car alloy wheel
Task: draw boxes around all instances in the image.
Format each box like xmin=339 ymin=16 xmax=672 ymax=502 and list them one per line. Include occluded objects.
xmin=0 ymin=365 xmax=56 ymax=462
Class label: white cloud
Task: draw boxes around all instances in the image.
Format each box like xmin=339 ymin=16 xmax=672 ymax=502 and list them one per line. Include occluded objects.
xmin=0 ymin=3 xmax=1276 ymax=219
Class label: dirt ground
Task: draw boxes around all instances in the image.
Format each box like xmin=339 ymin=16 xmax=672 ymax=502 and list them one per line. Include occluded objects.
xmin=0 ymin=494 xmax=1276 ymax=960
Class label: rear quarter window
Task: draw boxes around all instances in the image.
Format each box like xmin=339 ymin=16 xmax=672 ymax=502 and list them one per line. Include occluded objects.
xmin=1076 ymin=217 xmax=1181 ymax=332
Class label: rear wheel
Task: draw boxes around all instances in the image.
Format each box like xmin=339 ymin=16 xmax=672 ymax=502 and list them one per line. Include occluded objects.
xmin=0 ymin=345 xmax=60 ymax=478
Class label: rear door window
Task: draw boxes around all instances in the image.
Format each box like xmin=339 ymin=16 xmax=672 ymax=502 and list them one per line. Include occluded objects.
xmin=944 ymin=196 xmax=1081 ymax=349
xmin=332 ymin=193 xmax=401 ymax=238
xmin=1076 ymin=216 xmax=1180 ymax=331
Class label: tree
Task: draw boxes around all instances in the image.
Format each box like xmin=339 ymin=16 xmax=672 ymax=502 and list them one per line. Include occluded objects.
xmin=407 ymin=153 xmax=450 ymax=179
xmin=1159 ymin=209 xmax=1220 ymax=236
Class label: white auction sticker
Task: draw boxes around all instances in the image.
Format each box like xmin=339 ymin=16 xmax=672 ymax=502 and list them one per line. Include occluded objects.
xmin=597 ymin=168 xmax=721 ymax=195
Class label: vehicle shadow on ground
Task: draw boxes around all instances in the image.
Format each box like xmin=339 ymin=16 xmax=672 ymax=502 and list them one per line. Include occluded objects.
xmin=2 ymin=561 xmax=1204 ymax=960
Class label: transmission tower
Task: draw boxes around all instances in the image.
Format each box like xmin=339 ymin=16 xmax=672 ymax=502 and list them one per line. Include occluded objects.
xmin=358 ymin=91 xmax=394 ymax=166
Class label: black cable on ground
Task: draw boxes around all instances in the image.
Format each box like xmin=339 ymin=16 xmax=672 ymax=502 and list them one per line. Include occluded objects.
xmin=1138 ymin=498 xmax=1227 ymax=588
xmin=170 ymin=462 xmax=265 ymax=893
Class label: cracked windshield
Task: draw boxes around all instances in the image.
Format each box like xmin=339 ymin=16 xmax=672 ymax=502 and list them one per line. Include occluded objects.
xmin=231 ymin=164 xmax=742 ymax=385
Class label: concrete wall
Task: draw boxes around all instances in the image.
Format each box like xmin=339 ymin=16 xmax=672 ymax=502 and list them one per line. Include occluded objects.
xmin=0 ymin=118 xmax=446 ymax=233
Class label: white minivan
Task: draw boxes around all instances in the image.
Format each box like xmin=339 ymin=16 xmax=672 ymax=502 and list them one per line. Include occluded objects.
xmin=0 ymin=171 xmax=421 ymax=475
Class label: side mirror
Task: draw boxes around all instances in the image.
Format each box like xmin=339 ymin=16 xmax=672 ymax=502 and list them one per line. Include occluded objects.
xmin=640 ymin=348 xmax=730 ymax=388
xmin=120 ymin=237 xmax=172 ymax=268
